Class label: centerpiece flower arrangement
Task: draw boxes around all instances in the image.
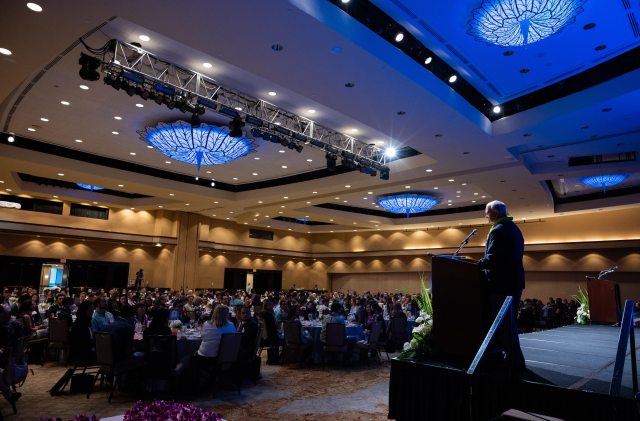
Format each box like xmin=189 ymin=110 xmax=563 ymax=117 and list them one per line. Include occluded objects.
xmin=572 ymin=286 xmax=590 ymax=325
xmin=39 ymin=415 xmax=98 ymax=421
xmin=169 ymin=320 xmax=183 ymax=330
xmin=8 ymin=297 xmax=18 ymax=305
xmin=398 ymin=272 xmax=435 ymax=359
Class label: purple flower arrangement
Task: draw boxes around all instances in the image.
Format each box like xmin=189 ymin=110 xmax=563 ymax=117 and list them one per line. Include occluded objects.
xmin=124 ymin=400 xmax=224 ymax=421
xmin=39 ymin=416 xmax=98 ymax=421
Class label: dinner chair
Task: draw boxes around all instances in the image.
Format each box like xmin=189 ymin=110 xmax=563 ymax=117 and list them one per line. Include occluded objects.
xmin=282 ymin=321 xmax=311 ymax=365
xmin=355 ymin=321 xmax=382 ymax=367
xmin=321 ymin=323 xmax=346 ymax=371
xmin=90 ymin=332 xmax=142 ymax=403
xmin=186 ymin=311 xmax=196 ymax=323
xmin=210 ymin=333 xmax=243 ymax=397
xmin=390 ymin=317 xmax=408 ymax=349
xmin=48 ymin=319 xmax=69 ymax=363
xmin=2 ymin=336 xmax=29 ymax=415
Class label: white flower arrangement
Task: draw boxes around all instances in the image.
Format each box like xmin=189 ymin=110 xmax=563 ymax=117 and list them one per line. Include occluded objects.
xmin=8 ymin=297 xmax=18 ymax=305
xmin=169 ymin=320 xmax=183 ymax=330
xmin=398 ymin=272 xmax=434 ymax=360
xmin=572 ymin=286 xmax=590 ymax=325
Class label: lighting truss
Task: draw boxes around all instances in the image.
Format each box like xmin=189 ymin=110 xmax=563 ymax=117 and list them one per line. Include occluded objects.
xmin=96 ymin=39 xmax=387 ymax=169
xmin=376 ymin=194 xmax=440 ymax=219
xmin=578 ymin=174 xmax=629 ymax=193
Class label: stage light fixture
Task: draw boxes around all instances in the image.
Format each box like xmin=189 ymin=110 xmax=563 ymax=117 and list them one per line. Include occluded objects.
xmin=380 ymin=168 xmax=390 ymax=180
xmin=385 ymin=147 xmax=397 ymax=157
xmin=198 ymin=97 xmax=218 ymax=110
xmin=370 ymin=169 xmax=377 ymax=177
xmin=103 ymin=74 xmax=116 ymax=87
xmin=342 ymin=158 xmax=353 ymax=168
xmin=245 ymin=116 xmax=263 ymax=127
xmin=164 ymin=97 xmax=176 ymax=110
xmin=493 ymin=106 xmax=501 ymax=113
xmin=280 ymin=138 xmax=291 ymax=147
xmin=262 ymin=133 xmax=271 ymax=141
xmin=113 ymin=78 xmax=122 ymax=91
xmin=295 ymin=144 xmax=304 ymax=153
xmin=229 ymin=119 xmax=245 ymax=138
xmin=287 ymin=141 xmax=296 ymax=150
xmin=326 ymin=153 xmax=337 ymax=171
xmin=389 ymin=26 xmax=404 ymax=42
xmin=122 ymin=72 xmax=144 ymax=84
xmin=275 ymin=126 xmax=291 ymax=136
xmin=195 ymin=106 xmax=206 ymax=116
xmin=154 ymin=84 xmax=175 ymax=96
xmin=448 ymin=74 xmax=458 ymax=83
xmin=326 ymin=146 xmax=339 ymax=154
xmin=269 ymin=135 xmax=279 ymax=143
xmin=78 ymin=52 xmax=101 ymax=81
xmin=311 ymin=140 xmax=325 ymax=148
xmin=293 ymin=133 xmax=306 ymax=142
xmin=190 ymin=112 xmax=201 ymax=128
xmin=342 ymin=150 xmax=356 ymax=160
xmin=251 ymin=128 xmax=262 ymax=138
xmin=179 ymin=101 xmax=194 ymax=114
xmin=220 ymin=107 xmax=240 ymax=118
xmin=136 ymin=87 xmax=150 ymax=100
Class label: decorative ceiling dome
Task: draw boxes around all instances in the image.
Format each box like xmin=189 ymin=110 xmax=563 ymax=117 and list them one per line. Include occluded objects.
xmin=137 ymin=121 xmax=256 ymax=171
xmin=467 ymin=0 xmax=588 ymax=47
xmin=579 ymin=174 xmax=629 ymax=193
xmin=376 ymin=194 xmax=440 ymax=218
xmin=76 ymin=183 xmax=105 ymax=193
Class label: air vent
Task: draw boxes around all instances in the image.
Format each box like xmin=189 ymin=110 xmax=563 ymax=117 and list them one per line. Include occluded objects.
xmin=622 ymin=0 xmax=631 ymax=10
xmin=417 ymin=20 xmax=446 ymax=43
xmin=629 ymin=13 xmax=639 ymax=38
xmin=389 ymin=0 xmax=417 ymax=19
xmin=568 ymin=151 xmax=637 ymax=167
xmin=486 ymin=83 xmax=503 ymax=97
xmin=70 ymin=204 xmax=109 ymax=220
xmin=543 ymin=65 xmax=585 ymax=85
xmin=468 ymin=65 xmax=487 ymax=81
xmin=445 ymin=44 xmax=469 ymax=64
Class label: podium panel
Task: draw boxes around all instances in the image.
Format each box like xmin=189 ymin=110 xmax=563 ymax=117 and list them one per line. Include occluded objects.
xmin=431 ymin=256 xmax=489 ymax=358
xmin=586 ymin=277 xmax=621 ymax=324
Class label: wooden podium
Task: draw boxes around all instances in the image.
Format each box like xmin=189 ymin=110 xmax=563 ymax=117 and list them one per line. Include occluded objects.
xmin=431 ymin=255 xmax=491 ymax=358
xmin=586 ymin=277 xmax=621 ymax=324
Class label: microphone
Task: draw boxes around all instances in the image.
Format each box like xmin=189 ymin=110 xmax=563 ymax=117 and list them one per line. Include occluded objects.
xmin=462 ymin=229 xmax=478 ymax=243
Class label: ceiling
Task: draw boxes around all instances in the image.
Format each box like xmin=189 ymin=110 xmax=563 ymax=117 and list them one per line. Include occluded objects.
xmin=0 ymin=0 xmax=639 ymax=234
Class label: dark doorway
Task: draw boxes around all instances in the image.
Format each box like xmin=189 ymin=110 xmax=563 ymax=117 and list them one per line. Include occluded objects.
xmin=253 ymin=270 xmax=282 ymax=294
xmin=224 ymin=268 xmax=247 ymax=292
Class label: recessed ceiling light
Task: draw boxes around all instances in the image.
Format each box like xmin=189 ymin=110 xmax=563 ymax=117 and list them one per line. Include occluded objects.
xmin=307 ymin=159 xmax=312 ymax=162
xmin=345 ymin=185 xmax=350 ymax=188
xmin=131 ymin=208 xmax=135 ymax=210
xmin=147 ymin=145 xmax=153 ymax=149
xmin=255 ymin=157 xmax=260 ymax=160
xmin=313 ymin=191 xmax=317 ymax=194
xmin=118 ymin=184 xmax=124 ymax=187
xmin=233 ymin=177 xmax=238 ymax=180
xmin=229 ymin=212 xmax=233 ymax=214
xmin=53 ymin=195 xmax=58 ymax=198
xmin=114 ymin=116 xmax=122 ymax=120
xmin=448 ymin=204 xmax=452 ymax=206
xmin=493 ymin=106 xmax=501 ymax=113
xmin=112 ymin=131 xmax=119 ymax=135
xmin=75 ymin=139 xmax=82 ymax=143
xmin=449 ymin=75 xmax=457 ymax=83
xmin=426 ymin=169 xmax=432 ymax=172
xmin=58 ymin=173 xmax=64 ymax=176
xmin=434 ymin=187 xmax=438 ymax=189
xmin=5 ymin=189 xmax=11 ymax=192
xmin=7 ymin=137 xmax=14 ymax=142
xmin=40 ymin=118 xmax=49 ymax=122
xmin=279 ymin=150 xmax=285 ymax=154
xmin=27 ymin=3 xmax=42 ymax=11
xmin=308 ymin=110 xmax=316 ymax=114
xmin=282 ymin=166 xmax=287 ymax=168
xmin=519 ymin=69 xmax=530 ymax=73
xmin=253 ymin=173 xmax=258 ymax=175
xmin=284 ymin=196 xmax=288 ymax=199
xmin=335 ymin=197 xmax=339 ymax=199
xmin=274 ymin=122 xmax=281 ymax=125
xmin=79 ymin=85 xmax=89 ymax=90
xmin=93 ymin=201 xmax=98 ymax=204
xmin=136 ymin=104 xmax=144 ymax=108
xmin=170 ymin=193 xmax=174 ymax=196
xmin=28 ymin=128 xmax=35 ymax=131
xmin=344 ymin=200 xmax=348 ymax=202
xmin=130 ymin=152 xmax=136 ymax=155
xmin=186 ymin=204 xmax=190 ymax=206
xmin=449 ymin=179 xmax=454 ymax=182
xmin=139 ymin=35 xmax=150 ymax=42
xmin=307 ymin=201 xmax=311 ymax=204
xmin=351 ymin=129 xmax=358 ymax=133
xmin=60 ymin=101 xmax=69 ymax=105
xmin=425 ymin=56 xmax=432 ymax=64
xmin=165 ymin=161 xmax=171 ymax=164
xmin=268 ymin=92 xmax=277 ymax=96
xmin=203 ymin=63 xmax=212 ymax=68
xmin=0 ymin=48 xmax=12 ymax=55
xmin=405 ymin=186 xmax=410 ymax=188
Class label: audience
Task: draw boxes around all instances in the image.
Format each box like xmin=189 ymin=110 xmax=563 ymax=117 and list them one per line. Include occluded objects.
xmin=70 ymin=300 xmax=96 ymax=362
xmin=92 ymin=296 xmax=114 ymax=333
xmin=237 ymin=307 xmax=259 ymax=361
xmin=108 ymin=305 xmax=137 ymax=364
xmin=196 ymin=305 xmax=235 ymax=361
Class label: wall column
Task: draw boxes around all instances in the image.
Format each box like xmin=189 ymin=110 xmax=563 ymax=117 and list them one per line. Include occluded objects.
xmin=173 ymin=212 xmax=200 ymax=291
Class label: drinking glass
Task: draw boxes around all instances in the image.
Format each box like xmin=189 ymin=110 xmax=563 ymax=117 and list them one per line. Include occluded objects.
xmin=189 ymin=320 xmax=195 ymax=329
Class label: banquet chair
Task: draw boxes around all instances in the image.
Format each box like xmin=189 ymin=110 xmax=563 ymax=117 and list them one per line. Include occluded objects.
xmin=234 ymin=326 xmax=264 ymax=385
xmin=282 ymin=321 xmax=311 ymax=365
xmin=186 ymin=311 xmax=196 ymax=323
xmin=355 ymin=321 xmax=382 ymax=367
xmin=390 ymin=317 xmax=408 ymax=349
xmin=48 ymin=319 xmax=69 ymax=364
xmin=207 ymin=333 xmax=243 ymax=398
xmin=91 ymin=332 xmax=143 ymax=403
xmin=2 ymin=336 xmax=29 ymax=415
xmin=321 ymin=323 xmax=346 ymax=371
xmin=144 ymin=335 xmax=182 ymax=393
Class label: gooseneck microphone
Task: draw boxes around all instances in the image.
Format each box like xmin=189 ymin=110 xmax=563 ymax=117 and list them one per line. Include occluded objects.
xmin=453 ymin=229 xmax=478 ymax=257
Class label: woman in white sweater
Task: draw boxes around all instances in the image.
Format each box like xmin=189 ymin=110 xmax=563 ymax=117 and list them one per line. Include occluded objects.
xmin=196 ymin=304 xmax=236 ymax=359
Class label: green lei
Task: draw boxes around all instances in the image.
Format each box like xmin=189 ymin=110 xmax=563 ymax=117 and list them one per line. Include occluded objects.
xmin=487 ymin=216 xmax=513 ymax=239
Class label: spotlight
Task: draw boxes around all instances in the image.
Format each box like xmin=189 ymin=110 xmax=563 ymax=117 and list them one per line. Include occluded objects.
xmin=341 ymin=150 xmax=356 ymax=160
xmin=359 ymin=165 xmax=367 ymax=173
xmin=103 ymin=74 xmax=116 ymax=87
xmin=190 ymin=112 xmax=201 ymax=128
xmin=251 ymin=128 xmax=262 ymax=138
xmin=195 ymin=106 xmax=206 ymax=116
xmin=164 ymin=97 xmax=176 ymax=110
xmin=269 ymin=135 xmax=279 ymax=143
xmin=389 ymin=26 xmax=404 ymax=42
xmin=136 ymin=86 xmax=150 ymax=100
xmin=229 ymin=119 xmax=245 ymax=138
xmin=448 ymin=74 xmax=457 ymax=83
xmin=342 ymin=158 xmax=353 ymax=168
xmin=124 ymin=82 xmax=136 ymax=96
xmin=153 ymin=92 xmax=163 ymax=104
xmin=311 ymin=139 xmax=325 ymax=148
xmin=385 ymin=147 xmax=397 ymax=158
xmin=78 ymin=52 xmax=101 ymax=81
xmin=262 ymin=133 xmax=271 ymax=141
xmin=245 ymin=116 xmax=263 ymax=127
xmin=295 ymin=144 xmax=304 ymax=153
xmin=153 ymin=84 xmax=175 ymax=96
xmin=380 ymin=168 xmax=390 ymax=180
xmin=370 ymin=169 xmax=377 ymax=177
xmin=287 ymin=141 xmax=296 ymax=150
xmin=493 ymin=106 xmax=501 ymax=113
xmin=178 ymin=101 xmax=190 ymax=113
xmin=112 ymin=78 xmax=122 ymax=91
xmin=326 ymin=153 xmax=337 ymax=171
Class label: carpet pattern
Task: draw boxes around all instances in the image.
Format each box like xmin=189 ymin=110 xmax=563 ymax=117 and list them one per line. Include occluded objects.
xmin=3 ymin=355 xmax=395 ymax=421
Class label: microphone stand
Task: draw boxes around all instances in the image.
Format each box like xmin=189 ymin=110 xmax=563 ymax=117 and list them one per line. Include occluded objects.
xmin=453 ymin=230 xmax=478 ymax=258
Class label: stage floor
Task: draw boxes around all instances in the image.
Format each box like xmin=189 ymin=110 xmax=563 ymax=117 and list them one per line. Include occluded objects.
xmin=520 ymin=324 xmax=640 ymax=398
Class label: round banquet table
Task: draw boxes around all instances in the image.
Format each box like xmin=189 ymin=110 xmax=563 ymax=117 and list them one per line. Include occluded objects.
xmin=301 ymin=322 xmax=365 ymax=363
xmin=384 ymin=318 xmax=416 ymax=342
xmin=133 ymin=331 xmax=202 ymax=368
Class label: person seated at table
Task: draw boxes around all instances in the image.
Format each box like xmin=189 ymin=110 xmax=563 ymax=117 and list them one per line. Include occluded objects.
xmin=237 ymin=306 xmax=259 ymax=361
xmin=107 ymin=298 xmax=120 ymax=320
xmin=92 ymin=296 xmax=114 ymax=333
xmin=303 ymin=302 xmax=319 ymax=321
xmin=57 ymin=297 xmax=75 ymax=328
xmin=230 ymin=304 xmax=243 ymax=327
xmin=18 ymin=296 xmax=45 ymax=339
xmin=70 ymin=300 xmax=96 ymax=363
xmin=184 ymin=296 xmax=195 ymax=312
xmin=320 ymin=302 xmax=357 ymax=362
xmin=0 ymin=307 xmax=23 ymax=405
xmin=134 ymin=303 xmax=149 ymax=327
xmin=374 ymin=302 xmax=387 ymax=338
xmin=196 ymin=304 xmax=235 ymax=361
xmin=29 ymin=293 xmax=44 ymax=326
xmin=170 ymin=301 xmax=191 ymax=325
xmin=275 ymin=300 xmax=289 ymax=323
xmin=363 ymin=302 xmax=376 ymax=333
xmin=142 ymin=308 xmax=171 ymax=352
xmin=286 ymin=306 xmax=313 ymax=343
xmin=108 ymin=305 xmax=139 ymax=365
xmin=147 ymin=296 xmax=163 ymax=319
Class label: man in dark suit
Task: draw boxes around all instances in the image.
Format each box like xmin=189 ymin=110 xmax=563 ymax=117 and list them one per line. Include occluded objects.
xmin=476 ymin=200 xmax=526 ymax=375
xmin=237 ymin=307 xmax=259 ymax=361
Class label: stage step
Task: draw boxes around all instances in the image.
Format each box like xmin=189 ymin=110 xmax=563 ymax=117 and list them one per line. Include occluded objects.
xmin=498 ymin=409 xmax=572 ymax=421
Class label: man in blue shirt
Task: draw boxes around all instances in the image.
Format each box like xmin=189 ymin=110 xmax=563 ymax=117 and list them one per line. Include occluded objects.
xmin=108 ymin=305 xmax=136 ymax=364
xmin=92 ymin=296 xmax=114 ymax=332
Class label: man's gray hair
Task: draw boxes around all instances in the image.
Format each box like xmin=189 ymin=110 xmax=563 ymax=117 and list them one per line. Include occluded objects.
xmin=486 ymin=200 xmax=507 ymax=216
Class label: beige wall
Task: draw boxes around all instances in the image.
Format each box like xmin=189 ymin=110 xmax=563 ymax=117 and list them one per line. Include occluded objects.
xmin=208 ymin=219 xmax=312 ymax=253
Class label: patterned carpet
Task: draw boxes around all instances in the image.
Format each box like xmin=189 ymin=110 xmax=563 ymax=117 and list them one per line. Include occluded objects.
xmin=3 ymin=354 xmax=396 ymax=421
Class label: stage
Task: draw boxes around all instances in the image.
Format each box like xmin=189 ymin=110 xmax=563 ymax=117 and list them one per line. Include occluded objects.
xmin=388 ymin=325 xmax=640 ymax=421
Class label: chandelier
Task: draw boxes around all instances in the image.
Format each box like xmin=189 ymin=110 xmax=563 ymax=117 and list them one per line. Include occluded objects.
xmin=579 ymin=174 xmax=629 ymax=193
xmin=376 ymin=194 xmax=440 ymax=218
xmin=137 ymin=121 xmax=256 ymax=171
xmin=467 ymin=0 xmax=588 ymax=47
xmin=76 ymin=183 xmax=105 ymax=193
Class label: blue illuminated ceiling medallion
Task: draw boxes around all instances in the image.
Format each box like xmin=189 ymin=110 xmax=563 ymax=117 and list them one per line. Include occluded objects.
xmin=296 ymin=218 xmax=310 ymax=224
xmin=137 ymin=121 xmax=256 ymax=171
xmin=578 ymin=174 xmax=629 ymax=193
xmin=76 ymin=183 xmax=105 ymax=193
xmin=376 ymin=194 xmax=440 ymax=219
xmin=467 ymin=0 xmax=588 ymax=47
